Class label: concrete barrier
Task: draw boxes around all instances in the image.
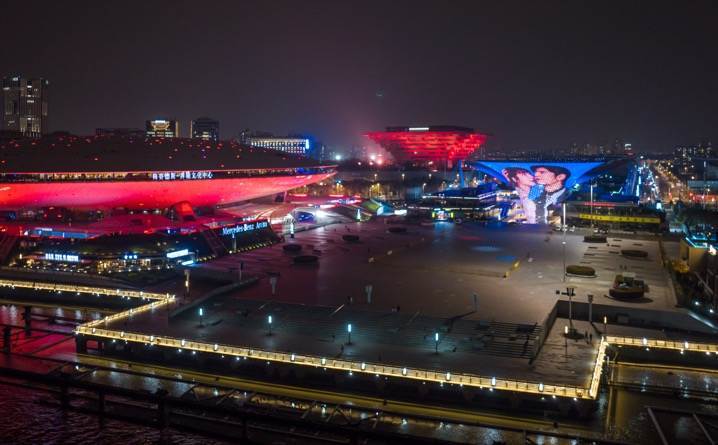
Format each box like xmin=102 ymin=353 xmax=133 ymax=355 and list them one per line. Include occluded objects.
xmin=169 ymin=277 xmax=259 ymax=319
xmin=555 ymin=299 xmax=717 ymax=335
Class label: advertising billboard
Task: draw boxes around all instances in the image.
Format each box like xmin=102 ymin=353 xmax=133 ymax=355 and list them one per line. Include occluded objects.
xmin=473 ymin=161 xmax=604 ymax=224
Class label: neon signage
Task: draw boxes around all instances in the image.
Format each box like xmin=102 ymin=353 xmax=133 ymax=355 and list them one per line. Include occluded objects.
xmin=152 ymin=171 xmax=213 ymax=181
xmin=220 ymin=220 xmax=269 ymax=236
xmin=44 ymin=253 xmax=80 ymax=262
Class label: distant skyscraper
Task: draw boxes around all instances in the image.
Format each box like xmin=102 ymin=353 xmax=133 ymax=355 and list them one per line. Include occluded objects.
xmin=190 ymin=117 xmax=219 ymax=142
xmin=146 ymin=119 xmax=179 ymax=138
xmin=2 ymin=76 xmax=49 ymax=138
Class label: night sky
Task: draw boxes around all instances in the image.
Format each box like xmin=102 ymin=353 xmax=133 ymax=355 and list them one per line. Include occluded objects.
xmin=1 ymin=1 xmax=716 ymax=152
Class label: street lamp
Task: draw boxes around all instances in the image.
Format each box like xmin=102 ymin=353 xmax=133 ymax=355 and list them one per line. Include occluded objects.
xmin=557 ymin=286 xmax=576 ymax=332
xmin=434 ymin=332 xmax=439 ymax=354
xmin=198 ymin=307 xmax=204 ymax=327
xmin=184 ymin=269 xmax=190 ymax=300
xmin=563 ymin=325 xmax=568 ymax=358
xmin=347 ymin=323 xmax=352 ymax=345
xmin=589 ymin=183 xmax=595 ymax=229
xmin=267 ymin=315 xmax=273 ymax=336
xmin=562 ymin=202 xmax=567 ymax=283
xmin=603 ymin=315 xmax=607 ymax=335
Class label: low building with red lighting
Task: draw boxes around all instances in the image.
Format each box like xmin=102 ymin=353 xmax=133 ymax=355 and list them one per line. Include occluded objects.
xmin=0 ymin=135 xmax=336 ymax=212
xmin=0 ymin=135 xmax=336 ymax=266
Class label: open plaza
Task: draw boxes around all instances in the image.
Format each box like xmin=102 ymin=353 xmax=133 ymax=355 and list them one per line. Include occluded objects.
xmin=43 ymin=218 xmax=711 ymax=415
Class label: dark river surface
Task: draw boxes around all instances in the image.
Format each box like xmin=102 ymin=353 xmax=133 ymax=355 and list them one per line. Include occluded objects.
xmin=0 ymin=384 xmax=232 ymax=445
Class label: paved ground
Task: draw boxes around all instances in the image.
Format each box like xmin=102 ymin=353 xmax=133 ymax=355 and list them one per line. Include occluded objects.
xmin=106 ymin=292 xmax=599 ymax=388
xmin=189 ymin=220 xmax=678 ymax=324
xmin=558 ymin=234 xmax=676 ymax=310
xmin=103 ymin=219 xmax=681 ymax=388
xmin=3 ymin=219 xmax=683 ymax=391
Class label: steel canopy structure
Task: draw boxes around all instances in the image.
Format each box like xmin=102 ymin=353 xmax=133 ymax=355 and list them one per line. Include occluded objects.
xmin=365 ymin=126 xmax=488 ymax=162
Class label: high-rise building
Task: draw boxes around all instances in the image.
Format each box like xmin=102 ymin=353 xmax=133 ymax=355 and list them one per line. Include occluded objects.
xmin=2 ymin=76 xmax=49 ymax=138
xmin=190 ymin=117 xmax=219 ymax=142
xmin=146 ymin=119 xmax=179 ymax=138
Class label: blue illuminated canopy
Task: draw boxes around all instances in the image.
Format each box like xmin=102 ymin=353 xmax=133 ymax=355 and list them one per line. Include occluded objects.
xmin=472 ymin=161 xmax=606 ymax=189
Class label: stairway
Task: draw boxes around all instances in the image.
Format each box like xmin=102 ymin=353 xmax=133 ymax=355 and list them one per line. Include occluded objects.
xmin=200 ymin=229 xmax=228 ymax=257
xmin=0 ymin=234 xmax=19 ymax=264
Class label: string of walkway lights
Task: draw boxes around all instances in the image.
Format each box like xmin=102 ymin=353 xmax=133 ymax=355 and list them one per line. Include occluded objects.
xmin=0 ymin=277 xmax=704 ymax=402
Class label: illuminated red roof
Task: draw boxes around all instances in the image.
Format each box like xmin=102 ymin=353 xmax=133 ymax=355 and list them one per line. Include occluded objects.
xmin=0 ymin=173 xmax=334 ymax=210
xmin=366 ymin=126 xmax=488 ymax=162
xmin=0 ymin=135 xmax=336 ymax=209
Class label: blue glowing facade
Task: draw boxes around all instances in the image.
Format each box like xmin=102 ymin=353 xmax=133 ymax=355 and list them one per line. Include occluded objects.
xmin=472 ymin=161 xmax=606 ymax=224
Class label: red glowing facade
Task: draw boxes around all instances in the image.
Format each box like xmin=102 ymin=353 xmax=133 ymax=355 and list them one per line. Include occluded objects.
xmin=366 ymin=126 xmax=488 ymax=162
xmin=0 ymin=136 xmax=335 ymax=210
xmin=0 ymin=173 xmax=334 ymax=210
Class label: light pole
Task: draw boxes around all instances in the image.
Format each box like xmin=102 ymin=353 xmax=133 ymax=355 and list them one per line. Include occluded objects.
xmin=557 ymin=286 xmax=576 ymax=332
xmin=562 ymin=202 xmax=567 ymax=283
xmin=564 ymin=325 xmax=569 ymax=359
xmin=589 ymin=183 xmax=594 ymax=229
xmin=198 ymin=307 xmax=204 ymax=327
xmin=587 ymin=294 xmax=594 ymax=324
xmin=184 ymin=269 xmax=190 ymax=300
xmin=347 ymin=323 xmax=352 ymax=345
xmin=434 ymin=332 xmax=439 ymax=354
xmin=567 ymin=286 xmax=575 ymax=331
xmin=603 ymin=315 xmax=607 ymax=335
xmin=267 ymin=315 xmax=273 ymax=336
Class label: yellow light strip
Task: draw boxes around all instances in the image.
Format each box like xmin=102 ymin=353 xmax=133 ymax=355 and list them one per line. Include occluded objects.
xmin=76 ymin=324 xmax=586 ymax=398
xmin=4 ymin=278 xmax=712 ymax=401
xmin=588 ymin=336 xmax=608 ymax=398
xmin=0 ymin=279 xmax=170 ymax=301
xmin=606 ymin=335 xmax=718 ymax=354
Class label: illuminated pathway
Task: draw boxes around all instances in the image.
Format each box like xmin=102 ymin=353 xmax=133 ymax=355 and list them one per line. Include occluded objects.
xmin=3 ymin=278 xmax=716 ymax=402
xmin=4 ymin=277 xmax=718 ymax=445
xmin=72 ymin=353 xmax=599 ymax=437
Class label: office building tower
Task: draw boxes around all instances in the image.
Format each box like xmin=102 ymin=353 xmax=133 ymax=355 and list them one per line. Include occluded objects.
xmin=190 ymin=117 xmax=219 ymax=142
xmin=2 ymin=76 xmax=49 ymax=138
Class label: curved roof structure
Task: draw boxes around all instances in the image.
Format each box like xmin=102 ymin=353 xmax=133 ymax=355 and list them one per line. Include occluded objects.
xmin=0 ymin=135 xmax=325 ymax=173
xmin=366 ymin=126 xmax=488 ymax=162
xmin=473 ymin=160 xmax=610 ymax=189
xmin=0 ymin=136 xmax=336 ymax=209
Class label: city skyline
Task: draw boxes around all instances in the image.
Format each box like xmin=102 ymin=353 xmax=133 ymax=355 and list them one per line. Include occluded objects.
xmin=1 ymin=1 xmax=715 ymax=152
xmin=2 ymin=3 xmax=718 ymax=442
